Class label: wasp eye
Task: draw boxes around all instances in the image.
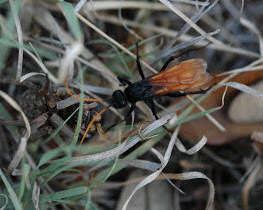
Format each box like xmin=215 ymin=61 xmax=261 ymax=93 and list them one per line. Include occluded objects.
xmin=112 ymin=90 xmax=127 ymax=108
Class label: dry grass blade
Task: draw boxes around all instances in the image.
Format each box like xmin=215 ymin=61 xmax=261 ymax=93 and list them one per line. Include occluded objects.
xmin=82 ymin=1 xmax=169 ymax=11
xmin=57 ymin=41 xmax=83 ymax=84
xmin=165 ymin=172 xmax=215 ymax=210
xmin=175 ymin=136 xmax=207 ymax=155
xmin=32 ymin=6 xmax=119 ymax=88
xmin=242 ymin=157 xmax=262 ymax=210
xmin=121 ymin=126 xmax=181 ymax=210
xmin=23 ymin=47 xmax=58 ymax=83
xmin=0 ymin=91 xmax=31 ymax=172
xmin=56 ymin=96 xmax=80 ymax=110
xmin=71 ymin=82 xmax=113 ymax=95
xmin=119 ymin=159 xmax=161 ymax=172
xmin=49 ymin=114 xmax=75 ymax=141
xmin=68 ymin=113 xmax=173 ymax=164
xmin=240 ymin=17 xmax=263 ymax=56
xmin=76 ymin=13 xmax=158 ymax=74
xmin=159 ymin=0 xmax=221 ymax=45
xmin=167 ymin=0 xmax=217 ymax=48
xmin=19 ymin=72 xmax=46 ymax=83
xmin=186 ymin=95 xmax=226 ymax=132
xmin=32 ymin=182 xmax=40 ymax=210
xmin=94 ymin=13 xmax=259 ymax=58
xmin=74 ymin=0 xmax=88 ymax=12
xmin=223 ymin=0 xmax=263 ymax=56
xmin=156 ymin=29 xmax=220 ymax=62
xmin=218 ymin=64 xmax=263 ymax=76
xmin=160 ymin=0 xmax=259 ymax=58
xmin=150 ymin=147 xmax=164 ymax=163
xmin=8 ymin=0 xmax=23 ymax=81
xmin=65 ymin=76 xmax=104 ymax=102
xmin=225 ymin=82 xmax=263 ymax=99
xmin=56 ymin=97 xmax=97 ymax=110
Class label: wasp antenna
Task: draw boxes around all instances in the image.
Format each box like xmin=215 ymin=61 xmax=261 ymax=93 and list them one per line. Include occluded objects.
xmin=80 ymin=107 xmax=109 ymax=144
xmin=65 ymin=76 xmax=104 ymax=102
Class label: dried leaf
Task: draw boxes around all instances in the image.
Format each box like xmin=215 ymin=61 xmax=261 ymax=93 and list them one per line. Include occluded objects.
xmin=179 ymin=70 xmax=263 ymax=145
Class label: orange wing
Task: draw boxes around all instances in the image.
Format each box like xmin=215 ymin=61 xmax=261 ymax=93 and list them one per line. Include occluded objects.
xmin=149 ymin=59 xmax=212 ymax=96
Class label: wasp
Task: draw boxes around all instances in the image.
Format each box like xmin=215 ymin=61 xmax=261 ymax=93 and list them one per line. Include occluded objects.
xmin=111 ymin=43 xmax=212 ymax=120
xmin=66 ymin=43 xmax=212 ymax=144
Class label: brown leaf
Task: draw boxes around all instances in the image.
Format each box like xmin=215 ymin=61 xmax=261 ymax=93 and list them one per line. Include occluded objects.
xmin=179 ymin=70 xmax=263 ymax=145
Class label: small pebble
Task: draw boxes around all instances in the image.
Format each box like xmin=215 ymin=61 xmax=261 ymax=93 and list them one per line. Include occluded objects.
xmin=228 ymin=81 xmax=263 ymax=123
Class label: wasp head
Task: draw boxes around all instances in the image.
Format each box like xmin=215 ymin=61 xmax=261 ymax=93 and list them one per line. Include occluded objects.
xmin=111 ymin=90 xmax=127 ymax=108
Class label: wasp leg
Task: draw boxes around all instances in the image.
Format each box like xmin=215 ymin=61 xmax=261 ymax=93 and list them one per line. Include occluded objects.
xmin=136 ymin=42 xmax=145 ymax=80
xmin=144 ymin=99 xmax=172 ymax=134
xmin=167 ymin=86 xmax=212 ymax=97
xmin=104 ymin=104 xmax=136 ymax=132
xmin=150 ymin=100 xmax=159 ymax=120
xmin=184 ymin=86 xmax=213 ymax=95
xmin=145 ymin=98 xmax=159 ymax=120
xmin=160 ymin=44 xmax=211 ymax=72
xmin=117 ymin=76 xmax=132 ymax=86
xmin=126 ymin=103 xmax=136 ymax=118
xmin=160 ymin=55 xmax=181 ymax=72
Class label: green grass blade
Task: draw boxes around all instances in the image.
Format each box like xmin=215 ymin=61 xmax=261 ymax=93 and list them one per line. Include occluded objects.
xmin=59 ymin=2 xmax=83 ymax=40
xmin=39 ymin=187 xmax=88 ymax=203
xmin=0 ymin=169 xmax=23 ymax=210
xmin=90 ymin=127 xmax=165 ymax=186
xmin=72 ymin=68 xmax=84 ymax=144
xmin=18 ymin=162 xmax=30 ymax=200
xmin=41 ymin=107 xmax=79 ymax=144
xmin=0 ymin=38 xmax=57 ymax=60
